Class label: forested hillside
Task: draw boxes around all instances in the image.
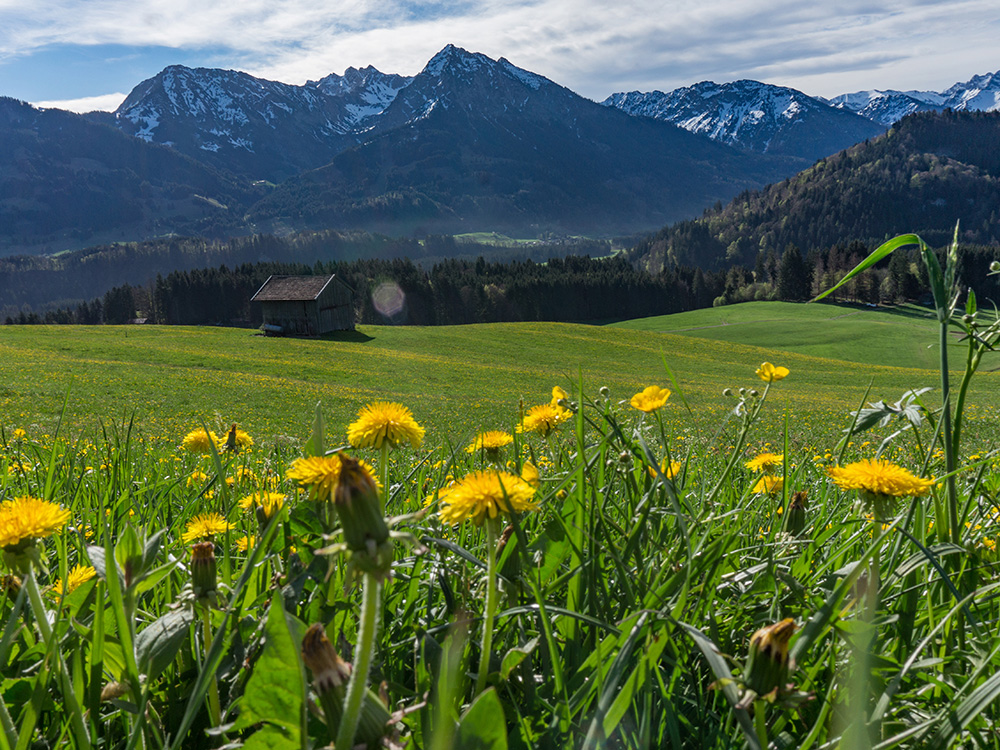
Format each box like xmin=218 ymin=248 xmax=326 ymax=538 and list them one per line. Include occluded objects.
xmin=632 ymin=111 xmax=1000 ymax=272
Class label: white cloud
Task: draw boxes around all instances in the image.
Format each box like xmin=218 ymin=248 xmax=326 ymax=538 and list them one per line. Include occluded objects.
xmin=2 ymin=0 xmax=999 ymax=100
xmin=32 ymin=91 xmax=128 ymax=112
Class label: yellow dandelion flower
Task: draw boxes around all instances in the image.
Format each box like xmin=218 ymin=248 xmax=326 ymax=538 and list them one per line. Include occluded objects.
xmin=517 ymin=403 xmax=572 ymax=437
xmin=181 ymin=428 xmax=220 ymax=454
xmin=239 ymin=491 xmax=286 ymax=519
xmin=630 ymin=385 xmax=671 ymax=413
xmin=235 ymin=535 xmax=255 ymax=553
xmin=648 ymin=459 xmax=682 ymax=480
xmin=181 ymin=512 xmax=233 ymax=543
xmin=827 ymin=459 xmax=933 ymax=498
xmin=0 ymin=495 xmax=72 ymax=549
xmin=828 ymin=459 xmax=933 ymax=518
xmin=437 ymin=470 xmax=539 ymax=526
xmin=752 ymin=476 xmax=784 ymax=495
xmin=465 ymin=431 xmax=514 ymax=454
xmin=521 ymin=461 xmax=541 ymax=488
xmin=187 ymin=469 xmax=209 ymax=488
xmin=53 ymin=565 xmax=97 ymax=596
xmin=347 ymin=402 xmax=425 ymax=450
xmin=12 ymin=428 xmax=26 ymax=440
xmin=756 ymin=362 xmax=790 ymax=383
xmin=550 ymin=386 xmax=570 ymax=405
xmin=745 ymin=453 xmax=783 ymax=473
xmin=286 ymin=455 xmax=342 ymax=502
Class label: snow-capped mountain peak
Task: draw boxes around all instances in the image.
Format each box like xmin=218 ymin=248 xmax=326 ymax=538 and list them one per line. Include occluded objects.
xmin=602 ymin=79 xmax=884 ymax=161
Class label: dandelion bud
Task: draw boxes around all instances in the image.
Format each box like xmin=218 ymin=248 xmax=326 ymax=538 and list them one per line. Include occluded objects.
xmin=1 ymin=574 xmax=21 ymax=596
xmin=783 ymin=491 xmax=808 ymax=535
xmin=334 ymin=455 xmax=393 ymax=578
xmin=743 ymin=618 xmax=797 ymax=699
xmin=599 ymin=386 xmax=611 ymax=398
xmin=190 ymin=542 xmax=217 ymax=602
xmin=722 ymin=388 xmax=734 ymax=398
xmin=749 ymin=389 xmax=760 ymax=399
xmin=738 ymin=388 xmax=746 ymax=397
xmin=301 ymin=623 xmax=392 ymax=745
xmin=991 ymin=261 xmax=1000 ymax=273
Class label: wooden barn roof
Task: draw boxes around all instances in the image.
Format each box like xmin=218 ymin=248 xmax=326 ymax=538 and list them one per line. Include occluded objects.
xmin=251 ymin=274 xmax=340 ymax=302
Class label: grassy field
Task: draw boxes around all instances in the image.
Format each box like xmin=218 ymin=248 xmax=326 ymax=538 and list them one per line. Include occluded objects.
xmin=612 ymin=300 xmax=1000 ymax=371
xmin=2 ymin=307 xmax=998 ymax=452
xmin=6 ymin=301 xmax=1000 ymax=749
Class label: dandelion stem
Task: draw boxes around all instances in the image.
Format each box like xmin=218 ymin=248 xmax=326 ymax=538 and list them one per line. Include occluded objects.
xmin=200 ymin=607 xmax=222 ymax=730
xmin=476 ymin=518 xmax=500 ymax=696
xmin=380 ymin=442 xmax=389 ymax=514
xmin=24 ymin=570 xmax=91 ymax=748
xmin=336 ymin=573 xmax=382 ymax=750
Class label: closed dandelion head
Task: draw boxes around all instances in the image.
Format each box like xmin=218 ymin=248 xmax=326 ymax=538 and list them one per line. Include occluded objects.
xmin=630 ymin=385 xmax=671 ymax=413
xmin=190 ymin=542 xmax=217 ymax=601
xmin=517 ymin=403 xmax=572 ymax=437
xmin=301 ymin=623 xmax=351 ymax=694
xmin=181 ymin=512 xmax=232 ymax=543
xmin=743 ymin=618 xmax=798 ymax=701
xmin=437 ymin=470 xmax=539 ymax=526
xmin=783 ymin=491 xmax=808 ymax=535
xmin=347 ymin=401 xmax=424 ymax=450
xmin=746 ymin=452 xmax=783 ymax=473
xmin=287 ymin=455 xmax=342 ymax=503
xmin=181 ymin=428 xmax=220 ymax=454
xmin=223 ymin=424 xmax=253 ymax=452
xmin=756 ymin=362 xmax=790 ymax=383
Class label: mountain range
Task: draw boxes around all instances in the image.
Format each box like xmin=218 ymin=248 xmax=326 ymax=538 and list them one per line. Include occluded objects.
xmin=4 ymin=46 xmax=999 ymax=256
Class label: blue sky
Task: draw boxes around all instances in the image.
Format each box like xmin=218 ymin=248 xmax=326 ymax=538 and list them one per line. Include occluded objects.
xmin=2 ymin=0 xmax=998 ymax=112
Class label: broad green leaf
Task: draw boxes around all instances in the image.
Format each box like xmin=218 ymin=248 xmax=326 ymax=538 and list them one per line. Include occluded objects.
xmin=455 ymin=688 xmax=507 ymax=750
xmin=241 ymin=724 xmax=299 ymax=750
xmin=500 ymin=639 xmax=537 ymax=681
xmin=231 ymin=597 xmax=307 ymax=740
xmin=135 ymin=609 xmax=194 ymax=681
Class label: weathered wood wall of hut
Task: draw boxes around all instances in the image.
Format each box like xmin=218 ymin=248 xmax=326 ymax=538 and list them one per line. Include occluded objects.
xmin=316 ymin=280 xmax=354 ymax=331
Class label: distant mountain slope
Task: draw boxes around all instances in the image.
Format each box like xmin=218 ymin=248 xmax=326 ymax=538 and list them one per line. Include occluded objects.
xmin=827 ymin=71 xmax=1000 ymax=125
xmin=113 ymin=64 xmax=411 ymax=181
xmin=248 ymin=46 xmax=801 ymax=236
xmin=0 ymin=97 xmax=258 ymax=253
xmin=602 ymin=80 xmax=885 ymax=162
xmin=630 ymin=110 xmax=1000 ymax=271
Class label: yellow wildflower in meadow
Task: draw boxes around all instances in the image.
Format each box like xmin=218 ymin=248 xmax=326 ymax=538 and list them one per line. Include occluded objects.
xmin=756 ymin=362 xmax=790 ymax=383
xmin=649 ymin=459 xmax=682 ymax=480
xmin=181 ymin=512 xmax=233 ymax=543
xmin=630 ymin=385 xmax=671 ymax=413
xmin=53 ymin=564 xmax=96 ymax=596
xmin=827 ymin=459 xmax=933 ymax=518
xmin=437 ymin=470 xmax=539 ymax=526
xmin=827 ymin=459 xmax=933 ymax=498
xmin=181 ymin=428 xmax=220 ymax=454
xmin=752 ymin=476 xmax=784 ymax=495
xmin=0 ymin=495 xmax=71 ymax=550
xmin=348 ymin=402 xmax=425 ymax=449
xmin=551 ymin=386 xmax=570 ymax=405
xmin=518 ymin=403 xmax=572 ymax=437
xmin=745 ymin=453 xmax=783 ymax=473
xmin=287 ymin=455 xmax=343 ymax=502
xmin=239 ymin=491 xmax=286 ymax=519
xmin=465 ymin=430 xmax=514 ymax=454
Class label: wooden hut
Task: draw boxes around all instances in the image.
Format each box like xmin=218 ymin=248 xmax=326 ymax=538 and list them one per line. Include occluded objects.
xmin=250 ymin=274 xmax=354 ymax=335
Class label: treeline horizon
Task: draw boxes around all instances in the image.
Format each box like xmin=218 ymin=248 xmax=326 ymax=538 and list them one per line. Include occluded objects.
xmin=7 ymin=238 xmax=1000 ymax=327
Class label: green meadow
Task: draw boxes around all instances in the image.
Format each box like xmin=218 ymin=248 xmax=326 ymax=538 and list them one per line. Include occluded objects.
xmin=5 ymin=297 xmax=1000 ymax=749
xmin=3 ymin=301 xmax=998 ymax=451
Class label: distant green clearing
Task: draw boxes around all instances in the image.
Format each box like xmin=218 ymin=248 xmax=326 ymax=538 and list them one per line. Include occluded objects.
xmin=612 ymin=300 xmax=1000 ymax=371
xmin=3 ymin=305 xmax=998 ymax=453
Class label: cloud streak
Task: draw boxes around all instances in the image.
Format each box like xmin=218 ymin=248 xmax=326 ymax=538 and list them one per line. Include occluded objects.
xmin=2 ymin=0 xmax=998 ymax=101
